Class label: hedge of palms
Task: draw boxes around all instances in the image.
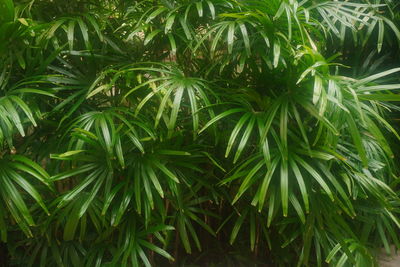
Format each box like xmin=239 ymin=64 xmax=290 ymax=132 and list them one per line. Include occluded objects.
xmin=1 ymin=0 xmax=400 ymax=266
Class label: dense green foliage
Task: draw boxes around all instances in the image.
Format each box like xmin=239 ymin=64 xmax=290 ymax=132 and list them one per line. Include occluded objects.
xmin=2 ymin=0 xmax=400 ymax=266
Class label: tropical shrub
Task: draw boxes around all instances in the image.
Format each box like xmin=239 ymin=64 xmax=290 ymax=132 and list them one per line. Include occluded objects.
xmin=1 ymin=0 xmax=400 ymax=266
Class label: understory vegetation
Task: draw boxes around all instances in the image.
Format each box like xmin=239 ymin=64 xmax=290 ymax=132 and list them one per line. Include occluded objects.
xmin=2 ymin=0 xmax=400 ymax=266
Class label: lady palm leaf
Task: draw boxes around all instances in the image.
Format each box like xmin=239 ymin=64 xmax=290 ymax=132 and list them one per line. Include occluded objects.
xmin=0 ymin=83 xmax=54 ymax=148
xmin=0 ymin=155 xmax=50 ymax=240
xmin=3 ymin=0 xmax=400 ymax=266
xmin=121 ymin=64 xmax=215 ymax=137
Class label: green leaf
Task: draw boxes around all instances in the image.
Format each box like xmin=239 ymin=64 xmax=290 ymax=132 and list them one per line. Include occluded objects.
xmin=167 ymin=33 xmax=177 ymax=55
xmin=290 ymin=158 xmax=309 ymax=213
xmin=9 ymin=96 xmax=36 ymax=126
xmin=313 ymin=75 xmax=323 ymax=104
xmin=12 ymin=155 xmax=50 ymax=180
xmin=225 ymin=113 xmax=251 ymax=158
xmin=267 ymin=189 xmax=276 ymax=227
xmin=165 ymin=14 xmax=176 ymax=33
xmin=78 ymin=173 xmax=104 ymax=217
xmin=145 ymin=165 xmax=164 ymax=198
xmin=377 ymin=19 xmax=384 ymax=53
xmin=199 ymin=108 xmax=244 ymax=134
xmin=280 ymin=159 xmax=289 ymax=217
xmin=260 ymin=99 xmax=281 ymax=143
xmin=292 ymin=154 xmax=334 ymax=201
xmin=179 ymin=17 xmax=192 ymax=40
xmin=280 ymin=100 xmax=288 ymax=159
xmin=0 ymin=170 xmax=34 ymax=227
xmin=230 ymin=209 xmax=248 ymax=245
xmin=153 ymin=160 xmax=179 ymax=183
xmin=178 ymin=217 xmax=191 ymax=253
xmin=346 ymin=114 xmax=368 ymax=167
xmin=207 ymin=1 xmax=215 ymax=19
xmin=273 ymin=40 xmax=280 ymax=68
xmin=227 ymin=22 xmax=235 ymax=54
xmin=144 ymin=30 xmax=162 ymax=45
xmin=52 ymin=150 xmax=85 ymax=159
xmin=238 ymin=22 xmax=250 ymax=55
xmin=139 ymin=239 xmax=174 ymax=260
xmin=257 ymin=157 xmax=279 ymax=212
xmin=58 ymin=169 xmax=102 ymax=207
xmin=233 ymin=115 xmax=255 ymax=163
xmin=355 ymin=68 xmax=400 ymax=86
xmin=358 ymin=93 xmax=400 ymax=101
xmin=326 ymin=243 xmax=341 ymax=263
xmin=289 ymin=195 xmax=305 ymax=224
xmin=64 ymin=207 xmax=80 ymax=241
xmin=2 ymin=98 xmax=24 ymax=136
xmin=186 ymin=85 xmax=199 ymax=135
xmin=146 ymin=7 xmax=167 ymax=23
xmin=154 ymin=82 xmax=174 ymax=127
xmin=102 ymin=182 xmax=124 ymax=215
xmin=115 ymin=136 xmax=125 ymax=168
xmin=233 ymin=159 xmax=264 ymax=203
xmin=156 ymin=150 xmax=190 ymax=156
xmin=77 ymin=18 xmax=90 ymax=49
xmin=195 ymin=2 xmax=203 ymax=17
xmin=67 ymin=20 xmax=75 ymax=50
xmin=0 ymin=0 xmax=14 ymax=23
xmin=168 ymin=86 xmax=184 ymax=137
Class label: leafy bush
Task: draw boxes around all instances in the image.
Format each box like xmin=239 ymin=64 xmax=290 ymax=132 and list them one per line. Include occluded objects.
xmin=1 ymin=0 xmax=400 ymax=266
